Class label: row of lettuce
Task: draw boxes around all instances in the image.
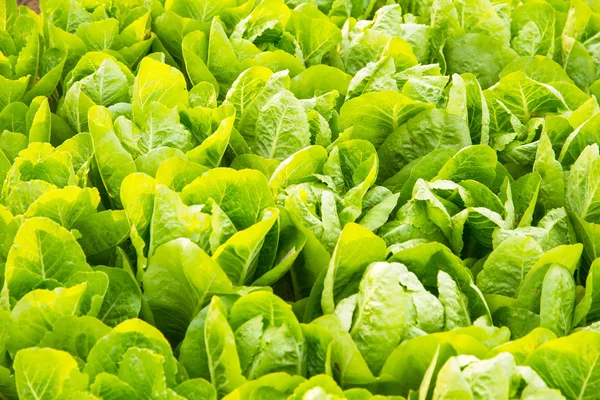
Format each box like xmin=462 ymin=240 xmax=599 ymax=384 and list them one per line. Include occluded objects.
xmin=2 ymin=0 xmax=600 ymax=398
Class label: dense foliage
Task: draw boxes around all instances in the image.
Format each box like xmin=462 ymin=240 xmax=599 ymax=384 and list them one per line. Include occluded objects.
xmin=2 ymin=0 xmax=600 ymax=398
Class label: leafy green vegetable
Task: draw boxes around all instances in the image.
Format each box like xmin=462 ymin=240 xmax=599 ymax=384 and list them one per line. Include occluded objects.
xmin=0 ymin=0 xmax=599 ymax=398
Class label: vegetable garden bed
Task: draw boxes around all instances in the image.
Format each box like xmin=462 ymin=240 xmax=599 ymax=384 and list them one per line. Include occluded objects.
xmin=0 ymin=0 xmax=599 ymax=398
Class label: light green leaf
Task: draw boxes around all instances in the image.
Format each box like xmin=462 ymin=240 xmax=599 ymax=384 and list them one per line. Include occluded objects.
xmin=205 ymin=296 xmax=246 ymax=397
xmin=322 ymin=223 xmax=387 ymax=314
xmin=89 ymin=106 xmax=136 ymax=208
xmin=144 ymin=238 xmax=232 ymax=344
xmin=14 ymin=348 xmax=88 ymax=400
xmin=6 ymin=217 xmax=91 ymax=300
